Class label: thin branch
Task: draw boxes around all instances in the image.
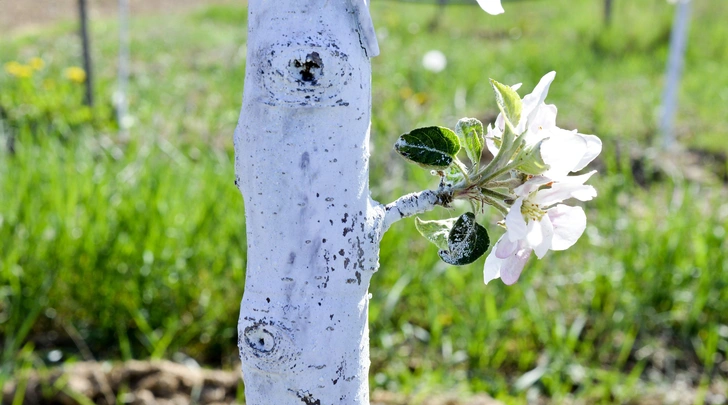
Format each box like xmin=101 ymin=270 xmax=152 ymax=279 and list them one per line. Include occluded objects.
xmin=381 ymin=189 xmax=450 ymax=232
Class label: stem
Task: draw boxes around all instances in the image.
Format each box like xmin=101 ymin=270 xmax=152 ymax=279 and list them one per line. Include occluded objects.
xmin=486 ymin=178 xmax=522 ymax=190
xmin=479 ymin=187 xmax=514 ymax=203
xmin=452 ymin=158 xmax=470 ymax=183
xmin=481 ymin=195 xmax=509 ymax=216
xmin=477 ymin=161 xmax=518 ymax=185
xmin=474 ymin=137 xmax=517 ymax=184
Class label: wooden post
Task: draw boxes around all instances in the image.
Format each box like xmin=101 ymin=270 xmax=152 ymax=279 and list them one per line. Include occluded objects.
xmin=604 ymin=0 xmax=613 ymax=26
xmin=78 ymin=0 xmax=94 ymax=106
xmin=116 ymin=0 xmax=130 ymax=137
xmin=660 ymin=0 xmax=692 ymax=149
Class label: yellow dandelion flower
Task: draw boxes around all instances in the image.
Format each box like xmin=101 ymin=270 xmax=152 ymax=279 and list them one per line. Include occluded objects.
xmin=4 ymin=61 xmax=33 ymax=79
xmin=4 ymin=61 xmax=21 ymax=72
xmin=64 ymin=67 xmax=86 ymax=84
xmin=30 ymin=57 xmax=45 ymax=71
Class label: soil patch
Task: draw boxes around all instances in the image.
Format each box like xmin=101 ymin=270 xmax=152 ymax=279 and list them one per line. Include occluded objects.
xmin=3 ymin=360 xmax=727 ymax=404
xmin=1 ymin=359 xmax=506 ymax=404
xmin=3 ymin=360 xmax=241 ymax=405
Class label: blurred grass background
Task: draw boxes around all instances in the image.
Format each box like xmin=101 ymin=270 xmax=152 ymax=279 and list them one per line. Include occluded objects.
xmin=1 ymin=0 xmax=728 ymax=402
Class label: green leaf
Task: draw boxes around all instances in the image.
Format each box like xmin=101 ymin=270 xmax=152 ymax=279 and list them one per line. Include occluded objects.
xmin=490 ymin=79 xmax=522 ymax=131
xmin=438 ymin=212 xmax=490 ymax=266
xmin=516 ymin=138 xmax=550 ymax=175
xmin=442 ymin=165 xmax=465 ymax=186
xmin=394 ymin=126 xmax=461 ymax=170
xmin=415 ymin=217 xmax=458 ymax=250
xmin=455 ymin=118 xmax=484 ymax=168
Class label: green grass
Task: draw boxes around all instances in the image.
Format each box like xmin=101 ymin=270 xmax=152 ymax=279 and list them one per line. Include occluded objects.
xmin=1 ymin=0 xmax=728 ymax=402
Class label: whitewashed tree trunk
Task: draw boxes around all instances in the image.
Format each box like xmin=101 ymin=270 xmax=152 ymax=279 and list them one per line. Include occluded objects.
xmin=234 ymin=1 xmax=439 ymax=404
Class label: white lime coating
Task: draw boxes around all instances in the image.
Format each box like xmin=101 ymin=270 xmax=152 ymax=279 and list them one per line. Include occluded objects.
xmin=233 ymin=2 xmax=439 ymax=403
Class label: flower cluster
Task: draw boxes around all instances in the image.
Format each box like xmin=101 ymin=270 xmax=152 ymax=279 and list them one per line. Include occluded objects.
xmin=1 ymin=56 xmax=108 ymax=135
xmin=482 ymin=72 xmax=601 ymax=285
xmin=3 ymin=58 xmax=45 ymax=79
xmin=483 ymin=72 xmax=602 ymax=284
xmin=393 ymin=71 xmax=601 ymax=286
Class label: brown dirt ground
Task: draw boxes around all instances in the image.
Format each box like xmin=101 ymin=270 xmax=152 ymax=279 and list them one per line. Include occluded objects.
xmin=1 ymin=360 xmax=505 ymax=405
xmin=0 ymin=0 xmax=236 ymax=34
xmin=3 ymin=359 xmax=726 ymax=404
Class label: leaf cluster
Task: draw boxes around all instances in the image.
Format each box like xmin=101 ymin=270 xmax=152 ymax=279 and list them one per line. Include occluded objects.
xmin=393 ymin=79 xmax=530 ymax=265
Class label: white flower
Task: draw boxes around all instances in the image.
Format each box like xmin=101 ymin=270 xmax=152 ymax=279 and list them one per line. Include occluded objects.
xmin=483 ymin=171 xmax=597 ymax=285
xmin=476 ymin=0 xmax=504 ymax=15
xmin=486 ymin=72 xmax=602 ymax=180
xmin=422 ymin=50 xmax=447 ymax=73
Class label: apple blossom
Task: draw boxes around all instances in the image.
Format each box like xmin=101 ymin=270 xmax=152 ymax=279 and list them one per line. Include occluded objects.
xmin=393 ymin=70 xmax=601 ymax=286
xmin=476 ymin=0 xmax=504 ymax=15
xmin=483 ymin=171 xmax=597 ymax=285
xmin=486 ymin=72 xmax=602 ymax=180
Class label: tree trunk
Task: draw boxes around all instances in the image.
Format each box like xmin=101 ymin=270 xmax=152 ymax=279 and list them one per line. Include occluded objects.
xmin=234 ymin=1 xmax=386 ymax=403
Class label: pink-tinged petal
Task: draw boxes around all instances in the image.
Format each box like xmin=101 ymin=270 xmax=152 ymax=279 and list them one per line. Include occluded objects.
xmin=541 ymin=130 xmax=588 ymax=179
xmin=505 ymin=198 xmax=527 ymax=241
xmin=485 ymin=238 xmax=532 ymax=285
xmin=476 ymin=0 xmax=504 ymax=14
xmin=532 ymin=215 xmax=554 ymax=259
xmin=483 ymin=238 xmax=506 ymax=284
xmin=547 ymin=204 xmax=587 ymax=250
xmin=500 ymin=244 xmax=532 ymax=285
xmin=495 ymin=235 xmax=518 ymax=258
xmin=483 ymin=253 xmax=501 ymax=284
xmin=572 ymin=134 xmax=602 ymax=171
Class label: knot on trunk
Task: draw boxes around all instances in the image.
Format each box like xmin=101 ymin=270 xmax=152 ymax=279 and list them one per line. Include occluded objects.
xmin=257 ymin=31 xmax=356 ymax=108
xmin=290 ymin=52 xmax=324 ymax=85
xmin=238 ymin=319 xmax=298 ymax=374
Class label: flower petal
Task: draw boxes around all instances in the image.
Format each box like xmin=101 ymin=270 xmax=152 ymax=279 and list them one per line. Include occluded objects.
xmin=519 ymin=71 xmax=556 ymax=133
xmin=533 ymin=171 xmax=597 ymax=207
xmin=485 ymin=238 xmax=532 ymax=285
xmin=505 ymin=198 xmax=527 ymax=242
xmin=523 ymin=104 xmax=558 ymax=145
xmin=476 ymin=0 xmax=505 ymax=15
xmin=500 ymin=244 xmax=532 ymax=285
xmin=483 ymin=238 xmax=505 ymax=284
xmin=572 ymin=134 xmax=602 ymax=171
xmin=525 ymin=218 xmax=543 ymax=247
xmin=514 ymin=176 xmax=551 ymax=196
xmin=541 ymin=129 xmax=588 ymax=179
xmin=495 ymin=236 xmax=518 ymax=258
xmin=528 ymin=215 xmax=554 ymax=259
xmin=485 ymin=121 xmax=503 ymax=156
xmin=547 ymin=204 xmax=587 ymax=251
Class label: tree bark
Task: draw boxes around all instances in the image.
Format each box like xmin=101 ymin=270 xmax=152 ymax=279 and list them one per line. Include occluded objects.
xmin=233 ymin=1 xmax=398 ymax=403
